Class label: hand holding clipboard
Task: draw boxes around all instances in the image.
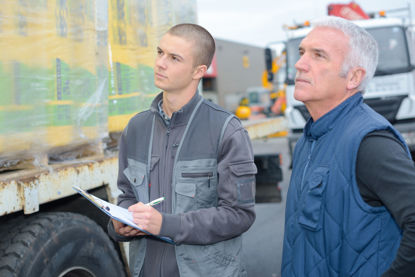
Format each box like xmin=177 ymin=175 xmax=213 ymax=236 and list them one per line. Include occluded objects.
xmin=72 ymin=186 xmax=174 ymax=244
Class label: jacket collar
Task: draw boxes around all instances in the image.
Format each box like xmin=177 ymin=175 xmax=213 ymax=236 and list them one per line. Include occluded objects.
xmin=150 ymin=90 xmax=202 ymax=126
xmin=304 ymin=92 xmax=363 ymax=140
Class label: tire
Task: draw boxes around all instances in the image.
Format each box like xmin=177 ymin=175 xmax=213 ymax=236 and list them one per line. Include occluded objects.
xmin=0 ymin=212 xmax=126 ymax=277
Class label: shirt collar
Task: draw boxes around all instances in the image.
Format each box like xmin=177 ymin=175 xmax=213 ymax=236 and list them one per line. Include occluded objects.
xmin=150 ymin=90 xmax=202 ymax=126
xmin=158 ymin=99 xmax=171 ymax=126
xmin=304 ymin=92 xmax=363 ymax=139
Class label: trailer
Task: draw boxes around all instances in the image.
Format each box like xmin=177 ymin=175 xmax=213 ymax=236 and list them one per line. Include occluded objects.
xmin=0 ymin=152 xmax=128 ymax=276
xmin=0 ymin=0 xmax=289 ymax=274
xmin=0 ymin=0 xmax=199 ymax=275
xmin=0 ymin=114 xmax=287 ymax=276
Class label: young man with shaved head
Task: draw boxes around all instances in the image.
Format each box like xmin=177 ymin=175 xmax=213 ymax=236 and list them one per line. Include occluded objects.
xmin=108 ymin=24 xmax=256 ymax=277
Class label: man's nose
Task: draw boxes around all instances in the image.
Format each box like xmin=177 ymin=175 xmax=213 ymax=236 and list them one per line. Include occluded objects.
xmin=155 ymin=55 xmax=166 ymax=69
xmin=295 ymin=54 xmax=309 ymax=72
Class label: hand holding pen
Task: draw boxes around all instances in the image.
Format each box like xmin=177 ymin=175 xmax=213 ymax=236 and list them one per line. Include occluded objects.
xmin=127 ymin=197 xmax=165 ymax=235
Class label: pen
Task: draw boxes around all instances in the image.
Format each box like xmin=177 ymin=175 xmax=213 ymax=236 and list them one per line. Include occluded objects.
xmin=146 ymin=197 xmax=165 ymax=206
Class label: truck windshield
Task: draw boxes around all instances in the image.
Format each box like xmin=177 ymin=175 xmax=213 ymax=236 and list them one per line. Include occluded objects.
xmin=368 ymin=26 xmax=411 ymax=75
xmin=285 ymin=25 xmax=411 ymax=84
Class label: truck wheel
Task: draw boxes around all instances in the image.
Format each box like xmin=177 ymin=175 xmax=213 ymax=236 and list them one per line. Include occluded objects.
xmin=0 ymin=212 xmax=126 ymax=277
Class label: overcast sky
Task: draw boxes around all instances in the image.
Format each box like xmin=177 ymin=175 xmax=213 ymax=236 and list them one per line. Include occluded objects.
xmin=197 ymin=0 xmax=415 ymax=47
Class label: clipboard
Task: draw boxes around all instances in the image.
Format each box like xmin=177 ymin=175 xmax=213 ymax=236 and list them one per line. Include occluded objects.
xmin=73 ymin=185 xmax=174 ymax=244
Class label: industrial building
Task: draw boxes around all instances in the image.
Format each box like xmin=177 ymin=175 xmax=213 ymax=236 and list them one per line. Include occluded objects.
xmin=202 ymin=38 xmax=268 ymax=113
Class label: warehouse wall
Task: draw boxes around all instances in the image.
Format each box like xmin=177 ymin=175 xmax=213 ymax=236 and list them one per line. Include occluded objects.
xmin=202 ymin=39 xmax=267 ymax=112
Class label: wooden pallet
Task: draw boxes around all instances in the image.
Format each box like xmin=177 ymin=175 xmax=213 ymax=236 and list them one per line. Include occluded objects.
xmin=0 ymin=140 xmax=104 ymax=173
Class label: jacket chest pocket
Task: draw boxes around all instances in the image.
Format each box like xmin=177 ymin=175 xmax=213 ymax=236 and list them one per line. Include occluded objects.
xmin=176 ymin=169 xmax=217 ymax=212
xmin=299 ymin=167 xmax=329 ymax=231
xmin=123 ymin=158 xmax=148 ymax=203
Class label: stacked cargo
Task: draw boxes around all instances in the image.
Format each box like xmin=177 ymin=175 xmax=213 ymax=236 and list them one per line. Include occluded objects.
xmin=108 ymin=0 xmax=145 ymax=132
xmin=0 ymin=0 xmax=108 ymax=166
xmin=0 ymin=0 xmax=196 ymax=170
xmin=108 ymin=0 xmax=160 ymax=132
xmin=108 ymin=0 xmax=198 ymax=132
xmin=0 ymin=1 xmax=46 ymax=153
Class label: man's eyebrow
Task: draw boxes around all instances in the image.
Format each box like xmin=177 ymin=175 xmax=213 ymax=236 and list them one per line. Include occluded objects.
xmin=171 ymin=52 xmax=184 ymax=60
xmin=156 ymin=46 xmax=184 ymax=60
xmin=312 ymin=48 xmax=328 ymax=57
xmin=299 ymin=45 xmax=328 ymax=57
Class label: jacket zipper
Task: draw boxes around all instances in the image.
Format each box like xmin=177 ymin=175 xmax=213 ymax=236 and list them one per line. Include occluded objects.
xmin=161 ymin=127 xmax=170 ymax=211
xmin=300 ymin=139 xmax=315 ymax=192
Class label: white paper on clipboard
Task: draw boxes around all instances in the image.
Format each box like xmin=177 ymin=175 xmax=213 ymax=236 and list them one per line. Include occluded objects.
xmin=72 ymin=185 xmax=174 ymax=244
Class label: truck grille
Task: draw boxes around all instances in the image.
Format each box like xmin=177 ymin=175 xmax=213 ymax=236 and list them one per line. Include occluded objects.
xmin=294 ymin=95 xmax=406 ymax=124
xmin=363 ymin=96 xmax=406 ymax=123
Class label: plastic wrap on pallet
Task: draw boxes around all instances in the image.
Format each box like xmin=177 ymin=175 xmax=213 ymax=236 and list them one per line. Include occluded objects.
xmin=0 ymin=0 xmax=197 ymax=169
xmin=107 ymin=0 xmax=197 ymax=132
xmin=0 ymin=0 xmax=109 ymax=161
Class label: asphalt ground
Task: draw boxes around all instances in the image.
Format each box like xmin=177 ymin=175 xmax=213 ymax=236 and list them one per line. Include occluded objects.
xmin=242 ymin=137 xmax=292 ymax=277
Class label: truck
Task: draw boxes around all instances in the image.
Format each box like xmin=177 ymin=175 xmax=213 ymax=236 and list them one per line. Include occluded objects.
xmin=266 ymin=2 xmax=415 ymax=161
xmin=0 ymin=152 xmax=127 ymax=276
xmin=0 ymin=1 xmax=286 ymax=274
xmin=0 ymin=0 xmax=200 ymax=276
xmin=0 ymin=111 xmax=287 ymax=277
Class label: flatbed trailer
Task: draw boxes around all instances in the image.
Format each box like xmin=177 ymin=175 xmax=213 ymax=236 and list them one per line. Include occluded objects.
xmin=0 ymin=116 xmax=287 ymax=276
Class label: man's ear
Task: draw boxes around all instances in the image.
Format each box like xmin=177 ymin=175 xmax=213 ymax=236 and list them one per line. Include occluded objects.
xmin=347 ymin=67 xmax=366 ymax=90
xmin=192 ymin=65 xmax=207 ymax=80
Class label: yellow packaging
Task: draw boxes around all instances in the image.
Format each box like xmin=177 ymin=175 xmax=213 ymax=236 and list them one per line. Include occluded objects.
xmin=108 ymin=0 xmax=164 ymax=132
xmin=108 ymin=0 xmax=140 ymax=132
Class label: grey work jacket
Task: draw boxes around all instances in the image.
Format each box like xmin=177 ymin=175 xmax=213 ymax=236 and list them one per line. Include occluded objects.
xmin=109 ymin=92 xmax=256 ymax=276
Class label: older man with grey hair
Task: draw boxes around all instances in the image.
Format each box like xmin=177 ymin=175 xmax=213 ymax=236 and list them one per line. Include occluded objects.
xmin=282 ymin=16 xmax=415 ymax=277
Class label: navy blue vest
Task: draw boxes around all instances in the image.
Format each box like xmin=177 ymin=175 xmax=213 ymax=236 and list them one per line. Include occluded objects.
xmin=282 ymin=93 xmax=409 ymax=276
